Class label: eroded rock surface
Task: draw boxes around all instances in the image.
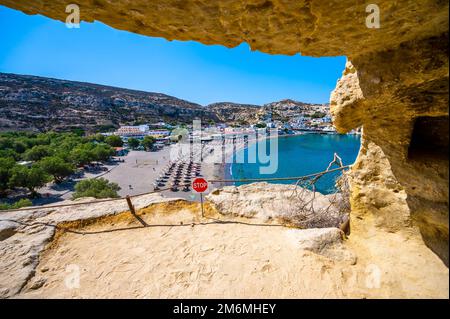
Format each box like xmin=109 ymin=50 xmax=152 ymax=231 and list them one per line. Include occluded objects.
xmin=0 ymin=0 xmax=447 ymax=58
xmin=0 ymin=194 xmax=179 ymax=299
xmin=0 ymin=185 xmax=448 ymax=299
xmin=331 ymin=38 xmax=449 ymax=264
xmin=206 ymin=182 xmax=347 ymax=228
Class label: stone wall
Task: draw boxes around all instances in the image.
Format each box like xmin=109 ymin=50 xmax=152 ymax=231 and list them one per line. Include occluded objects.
xmin=1 ymin=0 xmax=448 ymax=264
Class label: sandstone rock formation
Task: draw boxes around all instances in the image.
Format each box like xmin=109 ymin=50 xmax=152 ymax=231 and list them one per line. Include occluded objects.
xmin=0 ymin=0 xmax=448 ymax=290
xmin=1 ymin=1 xmax=447 ymax=58
xmin=0 ymin=194 xmax=179 ymax=298
xmin=1 ymin=192 xmax=447 ymax=299
xmin=331 ymin=41 xmax=449 ymax=265
xmin=206 ymin=182 xmax=347 ymax=228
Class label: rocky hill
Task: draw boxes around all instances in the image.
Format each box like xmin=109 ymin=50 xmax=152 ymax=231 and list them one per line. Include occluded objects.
xmin=0 ymin=73 xmax=219 ymax=132
xmin=0 ymin=72 xmax=328 ymax=132
xmin=264 ymin=99 xmax=329 ymax=121
xmin=207 ymin=100 xmax=329 ymax=125
xmin=206 ymin=102 xmax=263 ymax=124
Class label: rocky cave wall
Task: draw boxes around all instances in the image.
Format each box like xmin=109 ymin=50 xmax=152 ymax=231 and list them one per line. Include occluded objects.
xmin=331 ymin=33 xmax=449 ymax=265
xmin=1 ymin=0 xmax=448 ymax=264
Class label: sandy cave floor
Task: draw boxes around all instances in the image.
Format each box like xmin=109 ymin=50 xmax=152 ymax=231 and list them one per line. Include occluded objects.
xmin=16 ymin=202 xmax=449 ymax=299
xmin=17 ymin=203 xmax=350 ymax=298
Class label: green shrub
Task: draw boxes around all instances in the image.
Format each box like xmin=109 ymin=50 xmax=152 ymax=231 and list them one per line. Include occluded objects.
xmin=0 ymin=157 xmax=16 ymax=196
xmin=73 ymin=178 xmax=121 ymax=199
xmin=310 ymin=111 xmax=326 ymax=119
xmin=255 ymin=123 xmax=267 ymax=128
xmin=127 ymin=138 xmax=140 ymax=150
xmin=0 ymin=198 xmax=33 ymax=211
xmin=141 ymin=136 xmax=156 ymax=150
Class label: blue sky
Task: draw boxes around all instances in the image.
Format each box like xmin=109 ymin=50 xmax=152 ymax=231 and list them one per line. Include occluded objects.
xmin=0 ymin=5 xmax=346 ymax=106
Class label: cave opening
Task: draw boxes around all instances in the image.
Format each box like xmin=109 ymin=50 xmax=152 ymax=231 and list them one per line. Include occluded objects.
xmin=408 ymin=116 xmax=449 ymax=161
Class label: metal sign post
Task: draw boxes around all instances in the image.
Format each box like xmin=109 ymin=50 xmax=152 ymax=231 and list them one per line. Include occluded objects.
xmin=192 ymin=178 xmax=208 ymax=218
xmin=200 ymin=193 xmax=204 ymax=218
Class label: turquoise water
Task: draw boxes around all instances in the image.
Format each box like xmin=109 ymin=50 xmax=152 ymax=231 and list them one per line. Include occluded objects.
xmin=228 ymin=134 xmax=361 ymax=194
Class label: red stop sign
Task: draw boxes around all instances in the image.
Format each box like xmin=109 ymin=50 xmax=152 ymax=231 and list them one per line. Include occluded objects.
xmin=192 ymin=178 xmax=208 ymax=193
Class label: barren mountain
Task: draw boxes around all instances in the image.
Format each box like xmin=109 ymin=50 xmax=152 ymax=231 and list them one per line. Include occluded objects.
xmin=0 ymin=73 xmax=218 ymax=132
xmin=0 ymin=73 xmax=328 ymax=132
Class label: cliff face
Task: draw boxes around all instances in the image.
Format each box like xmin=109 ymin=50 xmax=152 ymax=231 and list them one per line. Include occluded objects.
xmin=1 ymin=0 xmax=448 ymax=268
xmin=331 ymin=37 xmax=449 ymax=265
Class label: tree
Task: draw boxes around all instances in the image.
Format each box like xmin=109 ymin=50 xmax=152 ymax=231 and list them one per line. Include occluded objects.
xmin=12 ymin=140 xmax=27 ymax=154
xmin=24 ymin=145 xmax=52 ymax=162
xmin=0 ymin=157 xmax=16 ymax=196
xmin=0 ymin=149 xmax=19 ymax=161
xmin=127 ymin=138 xmax=140 ymax=150
xmin=71 ymin=128 xmax=85 ymax=136
xmin=0 ymin=137 xmax=13 ymax=151
xmin=141 ymin=136 xmax=156 ymax=151
xmin=9 ymin=166 xmax=50 ymax=197
xmin=73 ymin=178 xmax=121 ymax=199
xmin=91 ymin=144 xmax=115 ymax=162
xmin=255 ymin=123 xmax=267 ymax=128
xmin=87 ymin=133 xmax=105 ymax=143
xmin=70 ymin=147 xmax=95 ymax=166
xmin=38 ymin=156 xmax=74 ymax=183
xmin=105 ymin=135 xmax=123 ymax=147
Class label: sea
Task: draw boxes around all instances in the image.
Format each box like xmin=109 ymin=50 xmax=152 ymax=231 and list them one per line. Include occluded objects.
xmin=227 ymin=133 xmax=361 ymax=194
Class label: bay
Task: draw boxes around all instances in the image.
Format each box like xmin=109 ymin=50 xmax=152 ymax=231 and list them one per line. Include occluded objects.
xmin=228 ymin=133 xmax=361 ymax=194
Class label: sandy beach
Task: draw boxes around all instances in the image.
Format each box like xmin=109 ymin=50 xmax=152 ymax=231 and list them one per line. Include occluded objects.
xmin=111 ymin=133 xmax=301 ymax=200
xmin=36 ymin=132 xmax=303 ymax=205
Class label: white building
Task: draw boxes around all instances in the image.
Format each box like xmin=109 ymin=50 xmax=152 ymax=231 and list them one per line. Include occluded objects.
xmin=116 ymin=126 xmax=144 ymax=137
